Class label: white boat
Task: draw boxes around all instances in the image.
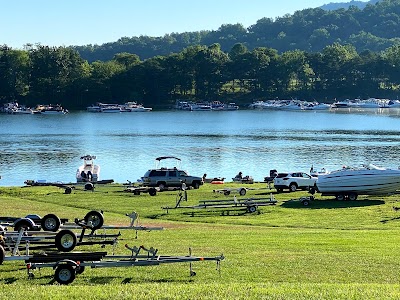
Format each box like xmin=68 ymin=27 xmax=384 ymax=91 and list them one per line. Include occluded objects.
xmin=190 ymin=102 xmax=212 ymax=111
xmin=315 ymin=164 xmax=400 ymax=200
xmin=37 ymin=104 xmax=68 ymax=114
xmin=99 ymin=104 xmax=121 ymax=113
xmin=120 ymin=102 xmax=152 ymax=112
xmin=87 ymin=104 xmax=102 ymax=112
xmin=76 ymin=155 xmax=100 ymax=183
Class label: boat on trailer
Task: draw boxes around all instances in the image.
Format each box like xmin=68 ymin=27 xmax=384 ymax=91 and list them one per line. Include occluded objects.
xmin=76 ymin=155 xmax=100 ymax=183
xmin=314 ymin=164 xmax=400 ymax=200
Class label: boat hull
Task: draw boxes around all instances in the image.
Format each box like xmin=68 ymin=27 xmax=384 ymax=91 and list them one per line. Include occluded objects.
xmin=316 ymin=169 xmax=400 ymax=195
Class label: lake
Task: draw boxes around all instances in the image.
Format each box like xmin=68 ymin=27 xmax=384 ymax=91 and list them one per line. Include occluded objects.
xmin=1 ymin=107 xmax=400 ymax=186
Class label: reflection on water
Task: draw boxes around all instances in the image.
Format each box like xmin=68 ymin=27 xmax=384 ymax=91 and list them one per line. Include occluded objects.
xmin=1 ymin=108 xmax=400 ymax=186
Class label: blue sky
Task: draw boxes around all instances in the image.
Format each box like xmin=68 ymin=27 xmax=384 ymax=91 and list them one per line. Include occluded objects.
xmin=2 ymin=0 xmax=368 ymax=49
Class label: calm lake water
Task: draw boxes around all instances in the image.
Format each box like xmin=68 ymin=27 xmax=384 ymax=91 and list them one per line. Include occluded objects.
xmin=2 ymin=108 xmax=400 ymax=186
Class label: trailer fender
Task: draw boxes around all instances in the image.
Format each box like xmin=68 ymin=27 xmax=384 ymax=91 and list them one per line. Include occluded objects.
xmin=52 ymin=259 xmax=79 ymax=270
xmin=13 ymin=218 xmax=36 ymax=232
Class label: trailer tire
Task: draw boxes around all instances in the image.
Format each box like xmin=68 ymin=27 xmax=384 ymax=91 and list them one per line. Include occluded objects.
xmin=54 ymin=264 xmax=76 ymax=285
xmin=41 ymin=214 xmax=61 ymax=232
xmin=64 ymin=187 xmax=72 ymax=194
xmin=247 ymin=206 xmax=257 ymax=213
xmin=14 ymin=218 xmax=35 ymax=232
xmin=84 ymin=211 xmax=104 ymax=230
xmin=348 ymin=192 xmax=358 ymax=201
xmin=0 ymin=245 xmax=5 ymax=265
xmin=55 ymin=230 xmax=77 ymax=252
xmin=239 ymin=188 xmax=247 ymax=196
xmin=224 ymin=191 xmax=231 ymax=196
xmin=302 ymin=200 xmax=310 ymax=206
xmin=335 ymin=194 xmax=345 ymax=201
xmin=149 ymin=188 xmax=157 ymax=196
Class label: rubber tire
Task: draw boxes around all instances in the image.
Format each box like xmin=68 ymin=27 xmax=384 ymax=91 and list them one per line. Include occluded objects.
xmin=348 ymin=193 xmax=358 ymax=201
xmin=239 ymin=188 xmax=247 ymax=196
xmin=336 ymin=194 xmax=345 ymax=201
xmin=148 ymin=188 xmax=157 ymax=196
xmin=302 ymin=200 xmax=310 ymax=206
xmin=14 ymin=218 xmax=34 ymax=232
xmin=55 ymin=230 xmax=77 ymax=252
xmin=0 ymin=245 xmax=5 ymax=265
xmin=224 ymin=191 xmax=231 ymax=196
xmin=289 ymin=183 xmax=297 ymax=192
xmin=64 ymin=187 xmax=72 ymax=194
xmin=84 ymin=211 xmax=104 ymax=230
xmin=41 ymin=214 xmax=61 ymax=232
xmin=84 ymin=183 xmax=94 ymax=191
xmin=192 ymin=181 xmax=200 ymax=189
xmin=247 ymin=206 xmax=257 ymax=213
xmin=54 ymin=264 xmax=76 ymax=285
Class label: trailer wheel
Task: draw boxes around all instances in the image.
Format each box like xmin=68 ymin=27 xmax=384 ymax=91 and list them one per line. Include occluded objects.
xmin=84 ymin=211 xmax=104 ymax=229
xmin=64 ymin=187 xmax=72 ymax=194
xmin=14 ymin=218 xmax=35 ymax=232
xmin=41 ymin=214 xmax=61 ymax=232
xmin=302 ymin=199 xmax=310 ymax=206
xmin=335 ymin=194 xmax=345 ymax=201
xmin=55 ymin=230 xmax=77 ymax=252
xmin=348 ymin=193 xmax=358 ymax=201
xmin=224 ymin=191 xmax=231 ymax=196
xmin=239 ymin=188 xmax=247 ymax=196
xmin=54 ymin=264 xmax=76 ymax=285
xmin=0 ymin=245 xmax=5 ymax=265
xmin=247 ymin=206 xmax=257 ymax=213
xmin=148 ymin=188 xmax=157 ymax=196
xmin=84 ymin=183 xmax=94 ymax=191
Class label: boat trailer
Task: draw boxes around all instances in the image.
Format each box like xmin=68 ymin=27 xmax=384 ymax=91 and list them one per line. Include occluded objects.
xmin=213 ymin=184 xmax=273 ymax=196
xmin=25 ymin=245 xmax=224 ymax=285
xmin=0 ymin=210 xmax=164 ymax=264
xmin=163 ymin=194 xmax=277 ymax=215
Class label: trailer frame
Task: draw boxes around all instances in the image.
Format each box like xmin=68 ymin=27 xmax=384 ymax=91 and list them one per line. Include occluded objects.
xmin=25 ymin=245 xmax=224 ymax=285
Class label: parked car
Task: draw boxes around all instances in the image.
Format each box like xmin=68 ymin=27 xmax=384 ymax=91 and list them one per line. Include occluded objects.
xmin=141 ymin=156 xmax=204 ymax=190
xmin=273 ymin=172 xmax=317 ymax=192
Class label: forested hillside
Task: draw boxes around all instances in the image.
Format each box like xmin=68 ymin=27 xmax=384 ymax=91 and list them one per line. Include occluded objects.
xmin=72 ymin=0 xmax=399 ymax=62
xmin=320 ymin=0 xmax=379 ymax=11
xmin=2 ymin=0 xmax=400 ymax=110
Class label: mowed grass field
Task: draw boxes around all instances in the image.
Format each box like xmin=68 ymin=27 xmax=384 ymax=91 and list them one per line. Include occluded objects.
xmin=1 ymin=182 xmax=400 ymax=299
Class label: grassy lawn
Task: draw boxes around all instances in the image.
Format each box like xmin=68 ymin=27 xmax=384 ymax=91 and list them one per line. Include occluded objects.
xmin=1 ymin=182 xmax=400 ymax=299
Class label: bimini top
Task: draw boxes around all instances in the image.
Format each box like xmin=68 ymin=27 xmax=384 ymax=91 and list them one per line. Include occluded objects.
xmin=155 ymin=156 xmax=181 ymax=161
xmin=80 ymin=155 xmax=96 ymax=160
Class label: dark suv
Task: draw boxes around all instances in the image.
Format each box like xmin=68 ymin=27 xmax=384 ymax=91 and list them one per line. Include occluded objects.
xmin=141 ymin=168 xmax=203 ymax=190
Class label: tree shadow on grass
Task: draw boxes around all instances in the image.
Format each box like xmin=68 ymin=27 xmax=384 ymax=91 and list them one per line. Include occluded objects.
xmin=281 ymin=198 xmax=385 ymax=209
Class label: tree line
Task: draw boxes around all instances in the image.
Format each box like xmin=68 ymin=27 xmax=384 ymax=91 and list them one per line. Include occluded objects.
xmin=1 ymin=41 xmax=400 ymax=110
xmin=72 ymin=0 xmax=399 ymax=62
